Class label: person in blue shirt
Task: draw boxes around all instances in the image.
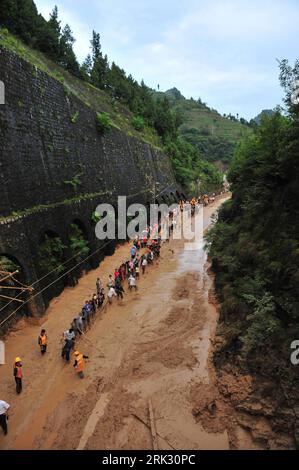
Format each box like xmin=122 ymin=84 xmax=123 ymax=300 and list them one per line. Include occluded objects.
xmin=130 ymin=245 xmax=137 ymax=259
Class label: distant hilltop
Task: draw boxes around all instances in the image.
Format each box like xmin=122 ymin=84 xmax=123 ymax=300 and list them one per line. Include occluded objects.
xmin=164 ymin=87 xmax=186 ymax=101
xmin=154 ymin=87 xmax=252 ymax=168
xmin=253 ymin=109 xmax=275 ymax=125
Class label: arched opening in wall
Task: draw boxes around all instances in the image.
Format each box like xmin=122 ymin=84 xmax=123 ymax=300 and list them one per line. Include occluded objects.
xmin=90 ymin=209 xmax=106 ymax=268
xmin=103 ymin=239 xmax=116 ymax=259
xmin=68 ymin=219 xmax=91 ymax=281
xmin=170 ymin=192 xmax=177 ymax=203
xmin=92 ymin=205 xmax=117 ymax=258
xmin=0 ymin=254 xmax=29 ymax=334
xmin=163 ymin=194 xmax=172 ymax=207
xmin=37 ymin=230 xmax=66 ymax=307
xmin=90 ymin=206 xmax=120 ymax=265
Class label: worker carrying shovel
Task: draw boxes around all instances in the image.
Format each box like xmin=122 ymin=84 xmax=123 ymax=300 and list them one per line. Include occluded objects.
xmin=73 ymin=350 xmax=89 ymax=379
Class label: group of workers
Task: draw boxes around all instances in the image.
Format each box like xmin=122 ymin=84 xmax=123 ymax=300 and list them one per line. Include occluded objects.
xmin=0 ymin=225 xmax=166 ymax=436
xmin=0 ymin=196 xmax=221 ymax=437
xmin=179 ymin=193 xmax=216 ymax=213
xmin=9 ymin=328 xmax=48 ymax=403
xmin=1 ymin=196 xmax=223 ymax=435
xmin=106 ymin=234 xmax=162 ymax=303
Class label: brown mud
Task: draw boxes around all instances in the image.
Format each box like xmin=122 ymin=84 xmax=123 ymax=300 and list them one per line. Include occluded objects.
xmin=0 ymin=195 xmax=287 ymax=450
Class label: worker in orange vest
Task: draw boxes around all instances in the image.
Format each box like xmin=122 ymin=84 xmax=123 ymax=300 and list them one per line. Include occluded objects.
xmin=38 ymin=329 xmax=48 ymax=355
xmin=73 ymin=351 xmax=89 ymax=379
xmin=13 ymin=357 xmax=23 ymax=394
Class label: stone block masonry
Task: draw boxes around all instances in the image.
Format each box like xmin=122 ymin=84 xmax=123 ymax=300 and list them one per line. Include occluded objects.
xmin=0 ymin=47 xmax=181 ymax=324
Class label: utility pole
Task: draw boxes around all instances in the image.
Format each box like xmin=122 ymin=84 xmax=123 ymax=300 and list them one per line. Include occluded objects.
xmin=0 ymin=270 xmax=33 ymax=304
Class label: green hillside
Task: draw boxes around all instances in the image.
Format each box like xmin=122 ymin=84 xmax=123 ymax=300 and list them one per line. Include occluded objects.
xmin=254 ymin=109 xmax=275 ymax=125
xmin=0 ymin=28 xmax=161 ymax=148
xmin=206 ymin=61 xmax=299 ymax=417
xmin=0 ymin=28 xmax=223 ymax=196
xmin=156 ymin=88 xmax=252 ymax=169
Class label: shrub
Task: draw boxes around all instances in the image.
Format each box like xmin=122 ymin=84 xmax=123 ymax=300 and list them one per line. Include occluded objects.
xmin=96 ymin=112 xmax=112 ymax=134
xmin=63 ymin=173 xmax=82 ymax=191
xmin=0 ymin=256 xmax=19 ymax=272
xmin=38 ymin=235 xmax=66 ymax=274
xmin=91 ymin=211 xmax=101 ymax=224
xmin=241 ymin=293 xmax=281 ymax=354
xmin=71 ymin=111 xmax=79 ymax=123
xmin=69 ymin=223 xmax=90 ymax=260
xmin=131 ymin=115 xmax=145 ymax=131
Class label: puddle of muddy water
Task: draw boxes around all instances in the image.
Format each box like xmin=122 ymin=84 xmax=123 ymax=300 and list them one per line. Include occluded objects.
xmin=0 ymin=198 xmax=231 ymax=451
xmin=176 ymin=209 xmax=217 ymax=383
xmin=123 ymin=203 xmax=230 ymax=450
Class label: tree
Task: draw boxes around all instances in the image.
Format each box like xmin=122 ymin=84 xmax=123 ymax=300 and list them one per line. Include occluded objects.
xmin=0 ymin=0 xmax=18 ymax=33
xmin=90 ymin=30 xmax=101 ymax=62
xmin=89 ymin=31 xmax=109 ymax=89
xmin=48 ymin=6 xmax=61 ymax=52
xmin=81 ymin=54 xmax=92 ymax=81
xmin=164 ymin=137 xmax=222 ymax=194
xmin=279 ymin=58 xmax=299 ymax=118
xmin=206 ymin=64 xmax=299 ymax=384
xmin=59 ymin=24 xmax=81 ymax=76
xmin=48 ymin=6 xmax=61 ymax=37
xmin=106 ymin=62 xmax=130 ymax=100
xmin=37 ymin=5 xmax=61 ymax=61
xmin=0 ymin=0 xmax=41 ymax=45
xmin=154 ymin=97 xmax=176 ymax=141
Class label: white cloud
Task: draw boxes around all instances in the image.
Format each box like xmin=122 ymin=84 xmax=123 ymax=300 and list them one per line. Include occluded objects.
xmin=175 ymin=0 xmax=298 ymax=41
xmin=35 ymin=0 xmax=91 ymax=60
xmin=34 ymin=0 xmax=297 ymax=118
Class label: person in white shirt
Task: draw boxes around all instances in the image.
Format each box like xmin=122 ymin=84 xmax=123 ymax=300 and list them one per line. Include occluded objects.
xmin=63 ymin=328 xmax=75 ymax=342
xmin=0 ymin=400 xmax=10 ymax=435
xmin=107 ymin=286 xmax=116 ymax=304
xmin=107 ymin=275 xmax=114 ymax=289
xmin=142 ymin=257 xmax=147 ymax=274
xmin=128 ymin=274 xmax=137 ymax=291
xmin=61 ymin=329 xmax=75 ymax=362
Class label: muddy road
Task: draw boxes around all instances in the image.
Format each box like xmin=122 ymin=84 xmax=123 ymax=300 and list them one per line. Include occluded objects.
xmin=0 ymin=195 xmax=245 ymax=450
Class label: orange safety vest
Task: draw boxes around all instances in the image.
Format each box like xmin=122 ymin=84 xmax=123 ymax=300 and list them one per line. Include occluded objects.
xmin=39 ymin=334 xmax=47 ymax=346
xmin=15 ymin=365 xmax=23 ymax=378
xmin=75 ymin=354 xmax=85 ymax=373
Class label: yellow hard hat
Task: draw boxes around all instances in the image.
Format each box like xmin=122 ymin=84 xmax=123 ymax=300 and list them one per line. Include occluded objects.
xmin=15 ymin=357 xmax=22 ymax=363
xmin=74 ymin=351 xmax=80 ymax=356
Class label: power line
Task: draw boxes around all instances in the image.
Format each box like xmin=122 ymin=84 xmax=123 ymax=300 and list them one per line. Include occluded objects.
xmin=0 ymin=194 xmax=178 ymax=326
xmin=0 ymin=186 xmax=176 ymax=313
xmin=0 ymin=239 xmax=95 ymax=314
xmin=0 ymin=269 xmax=33 ymax=307
xmin=0 ymin=239 xmax=114 ymax=328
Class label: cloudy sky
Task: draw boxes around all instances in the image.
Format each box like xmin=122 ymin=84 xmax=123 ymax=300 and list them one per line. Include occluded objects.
xmin=35 ymin=0 xmax=298 ymax=119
